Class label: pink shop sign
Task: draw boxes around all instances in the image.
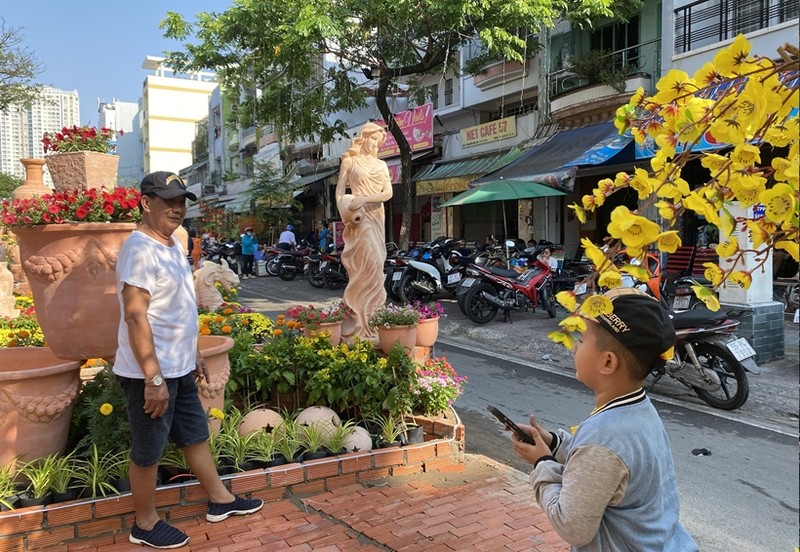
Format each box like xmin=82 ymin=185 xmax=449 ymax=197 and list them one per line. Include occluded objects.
xmin=376 ymin=103 xmax=434 ymax=159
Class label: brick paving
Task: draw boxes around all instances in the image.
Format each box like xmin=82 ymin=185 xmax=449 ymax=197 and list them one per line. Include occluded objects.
xmin=60 ymin=455 xmax=568 ymax=552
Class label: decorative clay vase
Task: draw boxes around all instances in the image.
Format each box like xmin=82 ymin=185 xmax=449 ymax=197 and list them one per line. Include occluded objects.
xmin=377 ymin=324 xmax=418 ymax=356
xmin=197 ymin=335 xmax=234 ymax=432
xmin=14 ymin=222 xmax=136 ymax=360
xmin=45 ymin=151 xmax=119 ymax=192
xmin=13 ymin=159 xmax=50 ymax=201
xmin=303 ymin=321 xmax=343 ymax=346
xmin=0 ymin=348 xmax=82 ymax=469
xmin=415 ymin=316 xmax=439 ymax=347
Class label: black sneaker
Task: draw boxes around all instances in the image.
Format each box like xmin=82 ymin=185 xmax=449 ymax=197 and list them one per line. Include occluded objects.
xmin=206 ymin=496 xmax=264 ymax=523
xmin=129 ymin=520 xmax=189 ymax=549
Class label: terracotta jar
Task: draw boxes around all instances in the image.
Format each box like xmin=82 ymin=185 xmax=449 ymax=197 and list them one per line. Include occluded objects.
xmin=13 ymin=159 xmax=50 ymax=201
xmin=45 ymin=151 xmax=119 ymax=192
xmin=0 ymin=348 xmax=82 ymax=468
xmin=303 ymin=321 xmax=343 ymax=346
xmin=415 ymin=316 xmax=439 ymax=347
xmin=14 ymin=222 xmax=136 ymax=360
xmin=377 ymin=324 xmax=418 ymax=356
xmin=197 ymin=335 xmax=234 ymax=432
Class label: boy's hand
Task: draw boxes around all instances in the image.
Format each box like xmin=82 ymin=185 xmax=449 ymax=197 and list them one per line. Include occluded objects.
xmin=528 ymin=415 xmax=552 ymax=448
xmin=512 ymin=425 xmax=552 ymax=465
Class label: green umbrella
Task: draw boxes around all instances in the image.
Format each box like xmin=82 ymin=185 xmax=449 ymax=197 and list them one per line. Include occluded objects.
xmin=439 ymin=179 xmax=567 ymax=207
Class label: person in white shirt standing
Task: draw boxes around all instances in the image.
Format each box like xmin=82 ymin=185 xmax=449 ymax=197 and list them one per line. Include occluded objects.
xmin=115 ymin=172 xmax=262 ymax=549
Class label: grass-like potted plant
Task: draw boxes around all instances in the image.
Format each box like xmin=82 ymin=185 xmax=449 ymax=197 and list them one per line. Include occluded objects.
xmin=16 ymin=454 xmax=60 ymax=507
xmin=0 ymin=463 xmax=18 ymax=511
xmin=49 ymin=450 xmax=82 ymax=503
xmin=273 ymin=417 xmax=303 ymax=464
xmin=250 ymin=431 xmax=284 ymax=468
xmin=324 ymin=419 xmax=357 ymax=455
xmin=160 ymin=444 xmax=194 ymax=485
xmin=298 ymin=421 xmax=331 ymax=461
xmin=368 ymin=303 xmax=420 ymax=355
xmin=72 ymin=445 xmax=126 ymax=499
xmin=369 ymin=412 xmax=406 ymax=448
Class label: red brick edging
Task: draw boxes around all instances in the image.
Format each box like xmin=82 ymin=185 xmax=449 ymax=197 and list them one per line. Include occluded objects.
xmin=0 ymin=415 xmax=465 ymax=552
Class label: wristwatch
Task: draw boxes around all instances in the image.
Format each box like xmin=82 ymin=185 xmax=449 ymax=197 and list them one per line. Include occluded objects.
xmin=148 ymin=374 xmax=164 ymax=387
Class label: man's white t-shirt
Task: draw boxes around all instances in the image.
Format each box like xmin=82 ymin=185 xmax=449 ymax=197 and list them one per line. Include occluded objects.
xmin=278 ymin=230 xmax=296 ymax=245
xmin=113 ymin=230 xmax=198 ymax=379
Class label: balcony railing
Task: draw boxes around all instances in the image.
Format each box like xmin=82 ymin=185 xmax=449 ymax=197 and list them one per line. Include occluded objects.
xmin=675 ymin=0 xmax=798 ymax=54
xmin=549 ymin=38 xmax=661 ymax=98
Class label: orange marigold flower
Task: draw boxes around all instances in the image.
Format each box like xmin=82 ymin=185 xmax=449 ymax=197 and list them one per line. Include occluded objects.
xmin=200 ymin=327 xmax=212 ymax=335
xmin=273 ymin=329 xmax=283 ymax=336
xmin=223 ymin=308 xmax=233 ymax=315
xmin=221 ymin=325 xmax=232 ymax=333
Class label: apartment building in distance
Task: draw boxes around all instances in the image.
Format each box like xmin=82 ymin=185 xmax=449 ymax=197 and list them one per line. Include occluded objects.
xmin=97 ymin=98 xmax=142 ymax=187
xmin=0 ymin=86 xmax=79 ymax=182
xmin=139 ymin=56 xmax=217 ymax=176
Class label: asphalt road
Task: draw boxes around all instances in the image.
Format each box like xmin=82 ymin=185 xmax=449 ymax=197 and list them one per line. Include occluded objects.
xmin=237 ymin=275 xmax=799 ymax=552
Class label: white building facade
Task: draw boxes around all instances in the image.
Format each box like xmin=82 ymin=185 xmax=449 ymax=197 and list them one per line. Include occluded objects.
xmin=97 ymin=98 xmax=141 ymax=187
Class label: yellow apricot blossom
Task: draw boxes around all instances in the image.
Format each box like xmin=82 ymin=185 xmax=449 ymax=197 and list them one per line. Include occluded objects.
xmin=581 ymin=194 xmax=598 ymax=210
xmin=629 ymin=168 xmax=655 ymax=199
xmin=716 ymin=238 xmax=739 ymax=257
xmin=730 ymin=143 xmax=760 ymax=166
xmin=613 ymin=172 xmax=631 ymax=187
xmin=598 ymin=270 xmax=622 ymax=289
xmin=693 ymin=286 xmax=721 ymax=311
xmin=703 ymin=263 xmax=725 ymax=287
xmin=729 ymin=180 xmax=762 ymax=208
xmin=653 ymin=70 xmax=697 ymax=104
xmin=559 ymin=315 xmax=587 ymax=333
xmin=569 ymin=204 xmax=587 ymax=224
xmin=776 ymin=239 xmax=799 ymax=261
xmin=580 ymin=295 xmax=613 ymax=318
xmin=582 ymin=238 xmax=612 ymax=272
xmin=548 ymin=330 xmax=575 ymax=350
xmin=657 ymin=230 xmax=682 ymax=253
xmin=621 ymin=264 xmax=649 ymax=283
xmin=713 ymin=34 xmax=754 ymax=77
xmin=556 ymin=291 xmax=578 ymax=312
xmin=656 ymin=200 xmax=679 ymax=223
xmin=701 ymin=153 xmax=731 ymax=175
xmin=736 ymin=79 xmax=769 ymax=130
xmin=728 ymin=271 xmax=752 ymax=289
xmin=693 ymin=61 xmax=720 ymax=86
xmin=607 ymin=206 xmax=660 ymax=249
xmin=744 ymin=220 xmax=773 ymax=248
xmin=759 ymin=183 xmax=796 ymax=226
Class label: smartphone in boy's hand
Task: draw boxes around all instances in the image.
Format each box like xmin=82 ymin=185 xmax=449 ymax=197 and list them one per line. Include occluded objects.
xmin=487 ymin=405 xmax=536 ymax=446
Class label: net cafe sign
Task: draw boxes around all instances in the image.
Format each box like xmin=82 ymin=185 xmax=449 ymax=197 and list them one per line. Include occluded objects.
xmin=460 ymin=116 xmax=516 ymax=147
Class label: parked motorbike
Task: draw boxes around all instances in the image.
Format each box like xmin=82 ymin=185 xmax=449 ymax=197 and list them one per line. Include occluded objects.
xmin=395 ymin=238 xmax=466 ymax=304
xmin=276 ymin=242 xmax=313 ymax=281
xmin=206 ymin=242 xmax=238 ymax=268
xmin=321 ymin=254 xmax=349 ymax=290
xmin=263 ymin=245 xmax=283 ymax=276
xmin=304 ymin=253 xmax=326 ymax=288
xmin=457 ymin=241 xmax=558 ymax=324
xmin=649 ymin=307 xmax=756 ymax=410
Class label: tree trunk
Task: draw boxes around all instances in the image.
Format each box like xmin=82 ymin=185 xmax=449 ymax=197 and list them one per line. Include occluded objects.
xmin=374 ymin=76 xmax=413 ymax=251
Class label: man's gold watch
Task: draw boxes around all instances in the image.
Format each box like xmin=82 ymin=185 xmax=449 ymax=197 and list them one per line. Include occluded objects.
xmin=148 ymin=375 xmax=164 ymax=387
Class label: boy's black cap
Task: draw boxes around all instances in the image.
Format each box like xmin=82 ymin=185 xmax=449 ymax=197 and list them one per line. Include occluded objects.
xmin=140 ymin=171 xmax=197 ymax=201
xmin=595 ymin=288 xmax=675 ymax=370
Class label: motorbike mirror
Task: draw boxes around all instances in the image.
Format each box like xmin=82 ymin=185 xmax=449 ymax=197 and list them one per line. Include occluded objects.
xmin=505 ymin=240 xmax=516 ymax=248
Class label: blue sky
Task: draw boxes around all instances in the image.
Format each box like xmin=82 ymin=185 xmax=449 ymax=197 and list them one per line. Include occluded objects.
xmin=3 ymin=1 xmax=228 ymax=125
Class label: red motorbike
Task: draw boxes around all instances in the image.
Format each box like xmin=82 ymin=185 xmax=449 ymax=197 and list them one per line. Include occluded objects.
xmin=456 ymin=242 xmax=558 ymax=324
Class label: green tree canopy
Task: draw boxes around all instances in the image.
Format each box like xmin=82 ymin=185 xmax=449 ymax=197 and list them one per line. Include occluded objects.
xmin=0 ymin=19 xmax=42 ymax=111
xmin=0 ymin=172 xmax=22 ymax=200
xmin=161 ymin=0 xmax=640 ymax=247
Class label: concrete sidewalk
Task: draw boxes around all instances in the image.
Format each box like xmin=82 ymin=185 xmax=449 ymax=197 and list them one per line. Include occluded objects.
xmin=64 ymin=455 xmax=568 ymax=552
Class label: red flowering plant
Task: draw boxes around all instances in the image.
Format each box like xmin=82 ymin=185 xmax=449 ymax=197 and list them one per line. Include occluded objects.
xmin=0 ymin=187 xmax=142 ymax=227
xmin=412 ymin=357 xmax=467 ymax=416
xmin=285 ymin=301 xmax=352 ymax=330
xmin=42 ymin=125 xmax=122 ymax=154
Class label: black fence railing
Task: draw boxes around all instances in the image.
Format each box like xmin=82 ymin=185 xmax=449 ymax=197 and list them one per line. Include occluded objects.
xmin=675 ymin=0 xmax=798 ymax=54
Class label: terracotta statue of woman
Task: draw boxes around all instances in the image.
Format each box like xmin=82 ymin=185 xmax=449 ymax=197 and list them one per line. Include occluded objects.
xmin=336 ymin=123 xmax=393 ymax=340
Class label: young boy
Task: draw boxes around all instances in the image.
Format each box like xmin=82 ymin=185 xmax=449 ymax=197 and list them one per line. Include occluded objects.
xmin=512 ymin=288 xmax=698 ymax=551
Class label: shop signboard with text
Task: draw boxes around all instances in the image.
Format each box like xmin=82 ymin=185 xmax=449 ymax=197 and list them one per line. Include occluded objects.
xmin=460 ymin=116 xmax=516 ymax=147
xmin=376 ymin=103 xmax=434 ymax=158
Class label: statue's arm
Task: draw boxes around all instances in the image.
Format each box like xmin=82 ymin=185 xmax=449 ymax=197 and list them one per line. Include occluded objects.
xmin=335 ymin=157 xmax=352 ymax=207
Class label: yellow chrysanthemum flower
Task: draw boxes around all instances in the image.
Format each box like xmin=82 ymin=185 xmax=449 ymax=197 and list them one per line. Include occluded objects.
xmin=556 ymin=291 xmax=578 ymax=312
xmin=759 ymin=183 xmax=796 ymax=226
xmin=716 ymin=238 xmax=739 ymax=257
xmin=559 ymin=315 xmax=587 ymax=333
xmin=580 ymin=295 xmax=613 ymax=318
xmin=99 ymin=403 xmax=113 ymax=416
xmin=657 ymin=231 xmax=682 ymax=253
xmin=703 ymin=263 xmax=725 ymax=287
xmin=607 ymin=206 xmax=661 ymax=249
xmin=548 ymin=330 xmax=575 ymax=350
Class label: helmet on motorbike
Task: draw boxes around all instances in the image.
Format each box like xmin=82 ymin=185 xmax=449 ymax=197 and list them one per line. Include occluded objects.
xmin=287 ymin=224 xmax=295 ymax=231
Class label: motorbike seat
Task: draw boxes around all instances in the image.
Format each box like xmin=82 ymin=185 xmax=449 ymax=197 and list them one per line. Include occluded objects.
xmin=488 ymin=266 xmax=520 ymax=279
xmin=669 ymin=308 xmax=727 ymax=329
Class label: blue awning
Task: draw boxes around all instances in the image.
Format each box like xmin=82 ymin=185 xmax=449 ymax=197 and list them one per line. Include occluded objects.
xmin=471 ymin=122 xmax=633 ymax=192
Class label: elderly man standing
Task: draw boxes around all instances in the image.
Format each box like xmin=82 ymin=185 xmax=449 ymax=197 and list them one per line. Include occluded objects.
xmin=114 ymin=172 xmax=262 ymax=549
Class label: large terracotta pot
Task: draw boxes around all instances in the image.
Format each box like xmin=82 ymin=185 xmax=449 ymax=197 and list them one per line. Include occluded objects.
xmin=303 ymin=321 xmax=343 ymax=346
xmin=45 ymin=151 xmax=119 ymax=192
xmin=0 ymin=348 xmax=82 ymax=469
xmin=415 ymin=316 xmax=439 ymax=347
xmin=14 ymin=222 xmax=136 ymax=360
xmin=197 ymin=335 xmax=234 ymax=431
xmin=377 ymin=324 xmax=418 ymax=356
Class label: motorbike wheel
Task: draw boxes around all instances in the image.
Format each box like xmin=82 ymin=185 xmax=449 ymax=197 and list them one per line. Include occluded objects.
xmin=278 ymin=263 xmax=297 ymax=281
xmin=305 ymin=265 xmax=326 ymax=288
xmin=385 ymin=272 xmax=402 ymax=302
xmin=324 ymin=271 xmax=345 ymax=290
xmin=540 ymin=286 xmax=557 ymax=318
xmin=691 ymin=342 xmax=750 ymax=410
xmin=398 ymin=271 xmax=432 ymax=304
xmin=463 ymin=283 xmax=499 ymax=324
xmin=266 ymin=257 xmax=281 ymax=277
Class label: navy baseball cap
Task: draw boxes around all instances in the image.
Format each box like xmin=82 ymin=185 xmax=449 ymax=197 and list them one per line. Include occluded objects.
xmin=140 ymin=171 xmax=197 ymax=201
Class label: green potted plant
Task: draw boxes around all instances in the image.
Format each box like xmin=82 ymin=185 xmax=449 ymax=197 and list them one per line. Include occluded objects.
xmin=160 ymin=444 xmax=194 ymax=485
xmin=298 ymin=421 xmax=331 ymax=460
xmin=109 ymin=450 xmax=132 ymax=493
xmin=564 ymin=49 xmax=629 ymax=94
xmin=412 ymin=357 xmax=468 ymax=416
xmin=324 ymin=419 xmax=357 ymax=455
xmin=369 ymin=412 xmax=406 ymax=448
xmin=368 ymin=303 xmax=420 ymax=355
xmin=273 ymin=417 xmax=303 ymax=463
xmin=219 ymin=430 xmax=262 ymax=472
xmin=0 ymin=463 xmax=18 ymax=511
xmin=250 ymin=431 xmax=284 ymax=468
xmin=49 ymin=450 xmax=82 ymax=503
xmin=17 ymin=454 xmax=61 ymax=507
xmin=285 ymin=301 xmax=352 ymax=345
xmin=72 ymin=444 xmax=126 ymax=499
